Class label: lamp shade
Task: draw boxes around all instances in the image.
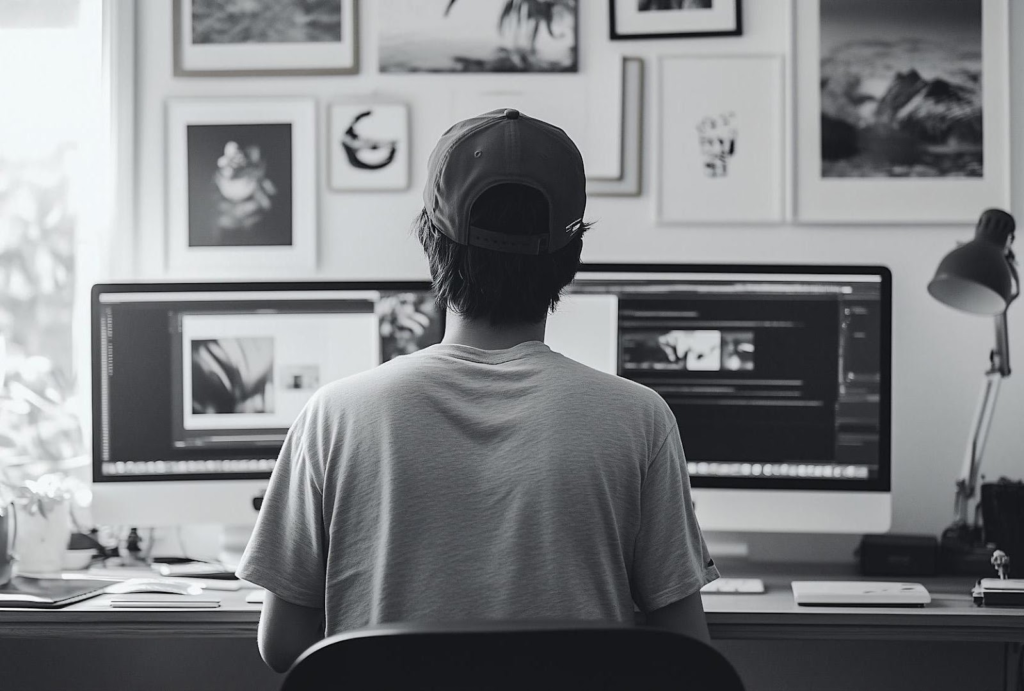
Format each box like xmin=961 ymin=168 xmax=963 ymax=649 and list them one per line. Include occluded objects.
xmin=928 ymin=209 xmax=1016 ymax=316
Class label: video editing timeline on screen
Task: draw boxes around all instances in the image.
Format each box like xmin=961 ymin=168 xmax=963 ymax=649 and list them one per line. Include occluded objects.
xmin=95 ymin=288 xmax=441 ymax=482
xmin=570 ymin=273 xmax=885 ymax=485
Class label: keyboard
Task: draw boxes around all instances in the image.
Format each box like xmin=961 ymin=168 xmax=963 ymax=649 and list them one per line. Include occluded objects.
xmin=701 ymin=578 xmax=766 ymax=594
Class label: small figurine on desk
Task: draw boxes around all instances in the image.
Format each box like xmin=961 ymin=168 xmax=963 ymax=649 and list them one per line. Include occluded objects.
xmin=972 ymin=549 xmax=1024 ymax=606
xmin=990 ymin=550 xmax=1010 ymax=580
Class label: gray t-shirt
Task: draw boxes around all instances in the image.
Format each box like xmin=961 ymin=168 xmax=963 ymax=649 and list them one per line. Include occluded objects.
xmin=237 ymin=341 xmax=718 ymax=635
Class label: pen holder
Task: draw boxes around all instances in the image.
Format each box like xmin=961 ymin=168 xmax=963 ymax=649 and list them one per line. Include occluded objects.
xmin=982 ymin=479 xmax=1024 ymax=578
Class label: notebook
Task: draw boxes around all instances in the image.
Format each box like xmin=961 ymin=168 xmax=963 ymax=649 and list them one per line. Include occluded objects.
xmin=109 ymin=594 xmax=221 ymax=608
xmin=0 ymin=577 xmax=110 ymax=609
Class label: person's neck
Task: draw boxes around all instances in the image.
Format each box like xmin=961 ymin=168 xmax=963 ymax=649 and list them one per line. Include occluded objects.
xmin=441 ymin=311 xmax=546 ymax=350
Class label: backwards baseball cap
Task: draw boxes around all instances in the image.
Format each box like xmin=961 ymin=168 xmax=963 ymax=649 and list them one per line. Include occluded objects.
xmin=423 ymin=108 xmax=587 ymax=256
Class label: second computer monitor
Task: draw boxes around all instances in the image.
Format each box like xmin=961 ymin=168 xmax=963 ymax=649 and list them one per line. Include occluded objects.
xmin=91 ymin=282 xmax=442 ymax=527
xmin=548 ymin=264 xmax=892 ymax=533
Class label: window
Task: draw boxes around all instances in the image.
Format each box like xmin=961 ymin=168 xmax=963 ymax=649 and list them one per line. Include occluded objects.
xmin=0 ymin=0 xmax=130 ymax=483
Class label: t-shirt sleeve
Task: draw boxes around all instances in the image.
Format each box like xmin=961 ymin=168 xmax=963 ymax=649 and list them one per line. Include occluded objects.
xmin=631 ymin=423 xmax=720 ymax=613
xmin=236 ymin=403 xmax=326 ymax=609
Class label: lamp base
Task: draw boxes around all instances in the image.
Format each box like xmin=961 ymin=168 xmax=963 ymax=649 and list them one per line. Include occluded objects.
xmin=938 ymin=524 xmax=995 ymax=577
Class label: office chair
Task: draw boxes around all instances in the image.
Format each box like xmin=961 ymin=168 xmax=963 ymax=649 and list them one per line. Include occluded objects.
xmin=280 ymin=620 xmax=746 ymax=691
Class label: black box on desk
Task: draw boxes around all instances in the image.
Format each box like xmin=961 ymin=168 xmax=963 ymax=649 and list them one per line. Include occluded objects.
xmin=859 ymin=534 xmax=938 ymax=577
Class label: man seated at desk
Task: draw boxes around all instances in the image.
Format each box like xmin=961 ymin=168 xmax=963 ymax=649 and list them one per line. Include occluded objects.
xmin=236 ymin=109 xmax=720 ymax=672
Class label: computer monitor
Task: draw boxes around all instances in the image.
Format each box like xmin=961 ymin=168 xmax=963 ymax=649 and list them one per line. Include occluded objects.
xmin=547 ymin=264 xmax=892 ymax=534
xmin=91 ymin=282 xmax=442 ymax=528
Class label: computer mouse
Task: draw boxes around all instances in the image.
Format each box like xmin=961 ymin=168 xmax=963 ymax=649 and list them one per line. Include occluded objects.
xmin=106 ymin=578 xmax=203 ymax=596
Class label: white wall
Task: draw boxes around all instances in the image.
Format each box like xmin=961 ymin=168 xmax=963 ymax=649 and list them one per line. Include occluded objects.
xmin=132 ymin=0 xmax=1024 ymax=556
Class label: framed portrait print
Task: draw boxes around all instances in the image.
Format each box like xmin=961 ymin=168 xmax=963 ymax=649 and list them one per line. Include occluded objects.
xmin=610 ymin=0 xmax=741 ymax=40
xmin=658 ymin=56 xmax=784 ymax=223
xmin=796 ymin=0 xmax=1010 ymax=223
xmin=174 ymin=0 xmax=359 ymax=76
xmin=379 ymin=0 xmax=578 ymax=73
xmin=166 ymin=99 xmax=317 ymax=276
xmin=328 ymin=103 xmax=410 ymax=191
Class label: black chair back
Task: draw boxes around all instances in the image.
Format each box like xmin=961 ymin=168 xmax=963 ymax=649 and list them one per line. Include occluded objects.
xmin=281 ymin=621 xmax=745 ymax=690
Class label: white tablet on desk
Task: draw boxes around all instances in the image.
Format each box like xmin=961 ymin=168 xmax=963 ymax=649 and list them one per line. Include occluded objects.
xmin=792 ymin=581 xmax=931 ymax=606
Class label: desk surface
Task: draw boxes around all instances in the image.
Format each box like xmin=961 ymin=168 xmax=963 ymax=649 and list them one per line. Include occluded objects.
xmin=1 ymin=562 xmax=1022 ymax=642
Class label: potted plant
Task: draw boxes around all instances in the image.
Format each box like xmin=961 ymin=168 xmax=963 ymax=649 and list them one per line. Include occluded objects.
xmin=1 ymin=473 xmax=90 ymax=578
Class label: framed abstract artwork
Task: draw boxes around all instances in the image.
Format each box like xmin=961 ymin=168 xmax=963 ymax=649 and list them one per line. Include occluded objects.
xmin=796 ymin=0 xmax=1010 ymax=223
xmin=166 ymin=99 xmax=317 ymax=276
xmin=657 ymin=56 xmax=784 ymax=223
xmin=610 ymin=0 xmax=741 ymax=40
xmin=328 ymin=103 xmax=410 ymax=191
xmin=378 ymin=0 xmax=578 ymax=73
xmin=174 ymin=0 xmax=359 ymax=76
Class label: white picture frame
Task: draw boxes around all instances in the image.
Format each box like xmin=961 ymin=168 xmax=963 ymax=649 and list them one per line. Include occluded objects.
xmin=174 ymin=0 xmax=359 ymax=76
xmin=657 ymin=55 xmax=784 ymax=224
xmin=795 ymin=0 xmax=1010 ymax=224
xmin=328 ymin=103 xmax=410 ymax=192
xmin=166 ymin=98 xmax=317 ymax=276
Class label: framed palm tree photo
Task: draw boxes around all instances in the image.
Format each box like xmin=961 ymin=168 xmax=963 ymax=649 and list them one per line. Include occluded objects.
xmin=610 ymin=0 xmax=741 ymax=40
xmin=379 ymin=0 xmax=578 ymax=73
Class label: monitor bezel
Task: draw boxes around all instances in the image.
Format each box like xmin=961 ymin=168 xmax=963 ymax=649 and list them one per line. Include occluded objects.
xmin=575 ymin=263 xmax=893 ymax=493
xmin=91 ymin=280 xmax=437 ymax=484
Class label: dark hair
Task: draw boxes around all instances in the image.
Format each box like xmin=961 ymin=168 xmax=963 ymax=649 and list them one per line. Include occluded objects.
xmin=414 ymin=183 xmax=589 ymax=326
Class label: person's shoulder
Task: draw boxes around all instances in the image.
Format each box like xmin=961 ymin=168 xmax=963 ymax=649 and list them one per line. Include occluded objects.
xmin=547 ymin=350 xmax=674 ymax=419
xmin=311 ymin=351 xmax=432 ymax=407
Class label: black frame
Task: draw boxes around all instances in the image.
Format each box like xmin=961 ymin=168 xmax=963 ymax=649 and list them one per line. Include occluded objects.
xmin=91 ymin=280 xmax=436 ymax=483
xmin=609 ymin=0 xmax=742 ymax=40
xmin=576 ymin=263 xmax=893 ymax=493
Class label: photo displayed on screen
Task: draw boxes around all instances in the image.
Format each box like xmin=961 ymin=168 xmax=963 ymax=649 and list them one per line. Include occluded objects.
xmin=548 ymin=271 xmax=887 ymax=487
xmin=94 ymin=287 xmax=441 ymax=482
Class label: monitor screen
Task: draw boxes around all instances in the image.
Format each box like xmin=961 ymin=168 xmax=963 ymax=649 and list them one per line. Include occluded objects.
xmin=92 ymin=283 xmax=442 ymax=483
xmin=549 ymin=265 xmax=891 ymax=492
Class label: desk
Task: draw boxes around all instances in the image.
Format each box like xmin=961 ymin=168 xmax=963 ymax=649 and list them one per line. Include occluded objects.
xmin=1 ymin=564 xmax=1022 ymax=691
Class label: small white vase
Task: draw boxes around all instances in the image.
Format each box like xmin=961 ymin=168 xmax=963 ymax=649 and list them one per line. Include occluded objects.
xmin=15 ymin=500 xmax=71 ymax=579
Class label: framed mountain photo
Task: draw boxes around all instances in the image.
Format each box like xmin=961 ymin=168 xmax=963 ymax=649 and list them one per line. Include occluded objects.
xmin=795 ymin=0 xmax=1009 ymax=223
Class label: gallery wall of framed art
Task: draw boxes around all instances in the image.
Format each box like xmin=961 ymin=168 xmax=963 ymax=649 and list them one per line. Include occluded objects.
xmin=137 ymin=0 xmax=1017 ymax=281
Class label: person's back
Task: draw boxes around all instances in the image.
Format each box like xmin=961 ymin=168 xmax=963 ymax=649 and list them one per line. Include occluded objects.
xmin=238 ymin=109 xmax=718 ymax=672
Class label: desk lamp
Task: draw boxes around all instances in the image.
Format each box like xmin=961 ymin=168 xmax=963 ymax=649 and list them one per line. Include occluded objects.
xmin=928 ymin=208 xmax=1019 ymax=572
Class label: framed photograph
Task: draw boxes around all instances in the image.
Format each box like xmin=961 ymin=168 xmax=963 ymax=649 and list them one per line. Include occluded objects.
xmin=610 ymin=0 xmax=741 ymax=40
xmin=587 ymin=57 xmax=645 ymax=197
xmin=173 ymin=0 xmax=359 ymax=76
xmin=328 ymin=103 xmax=410 ymax=191
xmin=166 ymin=99 xmax=317 ymax=276
xmin=657 ymin=56 xmax=784 ymax=223
xmin=379 ymin=0 xmax=577 ymax=73
xmin=796 ymin=0 xmax=1010 ymax=223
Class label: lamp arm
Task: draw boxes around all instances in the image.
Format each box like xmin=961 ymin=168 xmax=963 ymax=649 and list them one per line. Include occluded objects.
xmin=953 ymin=372 xmax=1002 ymax=527
xmin=953 ymin=311 xmax=1012 ymax=528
